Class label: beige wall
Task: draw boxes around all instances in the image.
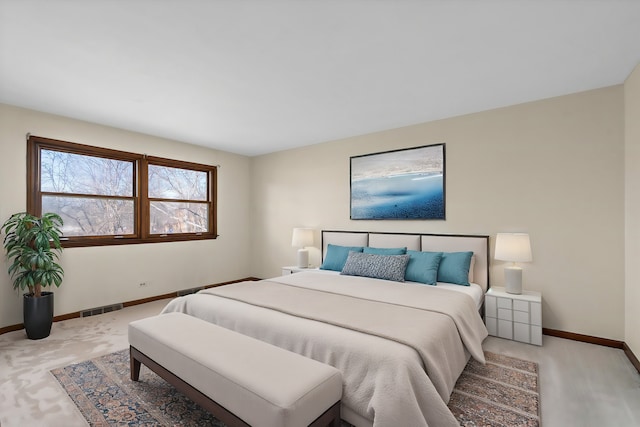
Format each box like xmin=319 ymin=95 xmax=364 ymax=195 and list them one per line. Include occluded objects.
xmin=0 ymin=104 xmax=252 ymax=329
xmin=625 ymin=64 xmax=640 ymax=355
xmin=251 ymin=86 xmax=625 ymax=340
xmin=0 ymin=84 xmax=630 ymax=342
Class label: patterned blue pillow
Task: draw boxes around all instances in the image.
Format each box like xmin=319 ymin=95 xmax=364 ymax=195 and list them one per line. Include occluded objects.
xmin=320 ymin=244 xmax=364 ymax=271
xmin=405 ymin=250 xmax=443 ymax=285
xmin=340 ymin=252 xmax=410 ymax=282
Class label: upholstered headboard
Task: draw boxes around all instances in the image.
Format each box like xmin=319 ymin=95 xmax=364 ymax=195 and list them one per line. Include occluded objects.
xmin=321 ymin=230 xmax=490 ymax=291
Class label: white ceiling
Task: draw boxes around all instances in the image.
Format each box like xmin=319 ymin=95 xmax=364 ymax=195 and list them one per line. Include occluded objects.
xmin=1 ymin=1 xmax=639 ymax=157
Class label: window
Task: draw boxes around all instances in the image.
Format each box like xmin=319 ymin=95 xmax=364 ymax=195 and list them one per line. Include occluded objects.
xmin=27 ymin=135 xmax=217 ymax=247
xmin=147 ymin=162 xmax=209 ymax=234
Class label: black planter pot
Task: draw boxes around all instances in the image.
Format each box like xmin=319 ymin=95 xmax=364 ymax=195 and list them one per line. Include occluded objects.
xmin=23 ymin=291 xmax=54 ymax=340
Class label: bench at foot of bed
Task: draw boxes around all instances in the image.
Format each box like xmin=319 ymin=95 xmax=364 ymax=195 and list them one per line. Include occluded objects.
xmin=128 ymin=312 xmax=343 ymax=427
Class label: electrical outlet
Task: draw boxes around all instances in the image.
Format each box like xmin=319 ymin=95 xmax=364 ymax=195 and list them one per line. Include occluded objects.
xmin=139 ymin=282 xmax=147 ymax=287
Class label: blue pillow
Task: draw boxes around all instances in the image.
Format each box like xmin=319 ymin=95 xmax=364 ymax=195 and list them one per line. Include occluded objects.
xmin=320 ymin=244 xmax=364 ymax=271
xmin=363 ymin=246 xmax=407 ymax=255
xmin=340 ymin=252 xmax=410 ymax=282
xmin=405 ymin=250 xmax=443 ymax=285
xmin=437 ymin=251 xmax=473 ymax=286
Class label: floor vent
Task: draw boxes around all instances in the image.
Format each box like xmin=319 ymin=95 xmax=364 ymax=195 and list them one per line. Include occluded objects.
xmin=80 ymin=303 xmax=124 ymax=318
xmin=177 ymin=287 xmax=204 ymax=297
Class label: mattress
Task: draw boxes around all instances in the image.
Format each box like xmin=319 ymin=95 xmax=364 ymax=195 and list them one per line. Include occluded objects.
xmin=304 ymin=268 xmax=485 ymax=309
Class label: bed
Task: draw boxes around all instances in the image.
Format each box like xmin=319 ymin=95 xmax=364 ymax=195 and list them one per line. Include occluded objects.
xmin=161 ymin=231 xmax=490 ymax=427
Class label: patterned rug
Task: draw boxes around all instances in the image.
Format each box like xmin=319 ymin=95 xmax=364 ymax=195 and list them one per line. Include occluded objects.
xmin=52 ymin=349 xmax=539 ymax=426
xmin=449 ymin=351 xmax=540 ymax=426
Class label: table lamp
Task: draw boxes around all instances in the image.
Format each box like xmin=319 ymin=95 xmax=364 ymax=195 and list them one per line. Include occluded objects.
xmin=291 ymin=228 xmax=314 ymax=268
xmin=494 ymin=233 xmax=532 ymax=294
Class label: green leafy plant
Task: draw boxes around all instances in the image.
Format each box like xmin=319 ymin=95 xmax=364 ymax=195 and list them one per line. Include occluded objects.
xmin=2 ymin=212 xmax=64 ymax=297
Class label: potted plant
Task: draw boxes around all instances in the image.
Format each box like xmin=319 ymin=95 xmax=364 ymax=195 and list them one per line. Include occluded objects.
xmin=2 ymin=212 xmax=64 ymax=339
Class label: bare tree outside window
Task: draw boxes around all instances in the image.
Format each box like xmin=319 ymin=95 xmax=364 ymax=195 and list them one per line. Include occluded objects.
xmin=148 ymin=165 xmax=209 ymax=234
xmin=41 ymin=149 xmax=135 ymax=236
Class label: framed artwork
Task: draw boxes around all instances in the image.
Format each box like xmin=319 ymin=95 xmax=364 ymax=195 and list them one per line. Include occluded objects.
xmin=350 ymin=143 xmax=445 ymax=220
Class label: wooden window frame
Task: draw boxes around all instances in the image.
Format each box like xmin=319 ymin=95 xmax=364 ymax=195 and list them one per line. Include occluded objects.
xmin=27 ymin=135 xmax=217 ymax=248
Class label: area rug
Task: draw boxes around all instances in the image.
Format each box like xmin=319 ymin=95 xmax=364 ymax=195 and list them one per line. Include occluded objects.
xmin=448 ymin=351 xmax=540 ymax=426
xmin=52 ymin=349 xmax=539 ymax=426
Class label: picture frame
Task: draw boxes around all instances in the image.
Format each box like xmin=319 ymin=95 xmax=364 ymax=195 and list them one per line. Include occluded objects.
xmin=350 ymin=143 xmax=445 ymax=220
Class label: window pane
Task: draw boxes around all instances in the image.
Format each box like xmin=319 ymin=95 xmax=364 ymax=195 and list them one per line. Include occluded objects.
xmin=42 ymin=195 xmax=134 ymax=236
xmin=150 ymin=201 xmax=208 ymax=234
xmin=41 ymin=149 xmax=133 ymax=196
xmin=148 ymin=165 xmax=207 ymax=201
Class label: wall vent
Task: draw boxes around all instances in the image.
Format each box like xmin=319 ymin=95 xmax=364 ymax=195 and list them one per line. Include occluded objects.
xmin=177 ymin=287 xmax=204 ymax=297
xmin=80 ymin=303 xmax=124 ymax=318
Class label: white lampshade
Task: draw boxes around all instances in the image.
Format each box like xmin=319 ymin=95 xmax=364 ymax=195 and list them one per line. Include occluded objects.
xmin=291 ymin=228 xmax=314 ymax=248
xmin=495 ymin=233 xmax=532 ymax=294
xmin=495 ymin=233 xmax=532 ymax=262
xmin=292 ymin=228 xmax=314 ymax=268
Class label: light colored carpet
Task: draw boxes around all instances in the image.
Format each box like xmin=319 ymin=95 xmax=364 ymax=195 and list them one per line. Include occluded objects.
xmin=0 ymin=299 xmax=169 ymax=427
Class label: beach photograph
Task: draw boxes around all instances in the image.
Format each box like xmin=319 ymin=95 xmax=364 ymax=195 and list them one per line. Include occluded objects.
xmin=350 ymin=144 xmax=445 ymax=220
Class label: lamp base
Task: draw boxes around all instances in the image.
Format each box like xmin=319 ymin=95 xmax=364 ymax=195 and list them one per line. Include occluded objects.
xmin=297 ymin=248 xmax=309 ymax=269
xmin=504 ymin=266 xmax=523 ymax=294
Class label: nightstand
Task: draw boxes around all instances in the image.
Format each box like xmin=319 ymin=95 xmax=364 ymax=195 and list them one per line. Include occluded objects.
xmin=281 ymin=266 xmax=311 ymax=275
xmin=485 ymin=287 xmax=542 ymax=346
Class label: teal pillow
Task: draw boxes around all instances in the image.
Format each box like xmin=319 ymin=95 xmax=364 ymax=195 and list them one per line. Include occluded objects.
xmin=437 ymin=251 xmax=473 ymax=286
xmin=363 ymin=246 xmax=407 ymax=255
xmin=405 ymin=250 xmax=443 ymax=285
xmin=320 ymin=244 xmax=364 ymax=271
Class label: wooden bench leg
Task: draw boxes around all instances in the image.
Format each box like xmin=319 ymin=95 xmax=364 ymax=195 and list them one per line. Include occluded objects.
xmin=309 ymin=400 xmax=341 ymax=427
xmin=130 ymin=346 xmax=141 ymax=381
xmin=330 ymin=402 xmax=341 ymax=427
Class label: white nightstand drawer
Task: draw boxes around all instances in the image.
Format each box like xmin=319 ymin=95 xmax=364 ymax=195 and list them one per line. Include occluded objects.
xmin=514 ymin=322 xmax=531 ymax=343
xmin=485 ymin=296 xmax=497 ymax=318
xmin=497 ymin=297 xmax=512 ymax=309
xmin=531 ymin=326 xmax=543 ymax=345
xmin=530 ymin=302 xmax=542 ymax=326
xmin=485 ymin=317 xmax=497 ymax=336
xmin=513 ymin=299 xmax=530 ymax=312
xmin=513 ymin=310 xmax=529 ymax=324
xmin=498 ymin=308 xmax=512 ymax=321
xmin=498 ymin=319 xmax=513 ymax=339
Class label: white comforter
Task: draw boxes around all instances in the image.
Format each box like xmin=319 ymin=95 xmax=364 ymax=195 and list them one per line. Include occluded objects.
xmin=161 ymin=272 xmax=488 ymax=427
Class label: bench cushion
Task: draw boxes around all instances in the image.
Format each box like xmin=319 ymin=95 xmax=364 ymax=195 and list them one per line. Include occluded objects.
xmin=129 ymin=312 xmax=342 ymax=427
